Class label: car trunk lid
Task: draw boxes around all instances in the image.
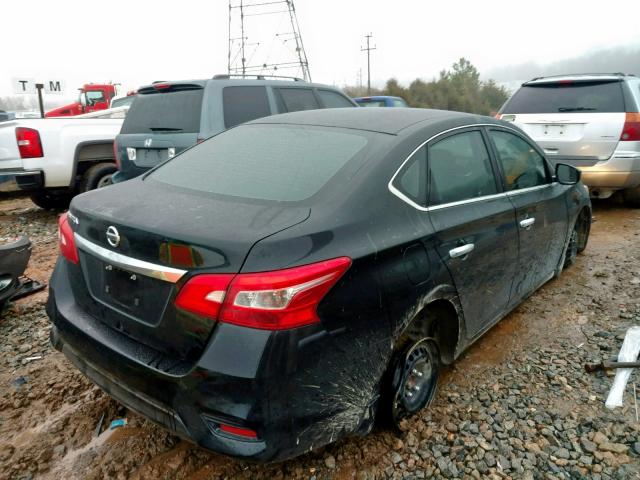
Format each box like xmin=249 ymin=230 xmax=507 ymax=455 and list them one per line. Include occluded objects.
xmin=512 ymin=112 xmax=625 ymax=165
xmin=68 ymin=179 xmax=310 ymax=360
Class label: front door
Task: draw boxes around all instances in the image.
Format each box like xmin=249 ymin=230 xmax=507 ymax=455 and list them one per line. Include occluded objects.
xmin=487 ymin=127 xmax=570 ymax=303
xmin=426 ymin=129 xmax=519 ymax=337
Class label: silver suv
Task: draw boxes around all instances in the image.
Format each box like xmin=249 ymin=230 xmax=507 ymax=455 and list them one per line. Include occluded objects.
xmin=498 ymin=73 xmax=640 ymax=205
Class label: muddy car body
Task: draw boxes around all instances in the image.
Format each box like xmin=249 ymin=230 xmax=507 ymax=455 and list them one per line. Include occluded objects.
xmin=47 ymin=108 xmax=591 ymax=462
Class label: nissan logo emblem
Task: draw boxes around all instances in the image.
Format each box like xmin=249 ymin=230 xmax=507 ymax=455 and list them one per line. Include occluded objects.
xmin=106 ymin=226 xmax=121 ymax=248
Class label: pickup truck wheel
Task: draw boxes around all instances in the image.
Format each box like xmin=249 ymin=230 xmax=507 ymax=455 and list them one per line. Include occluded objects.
xmin=78 ymin=163 xmax=117 ymax=193
xmin=623 ymin=185 xmax=640 ymax=208
xmin=30 ymin=192 xmax=71 ymax=210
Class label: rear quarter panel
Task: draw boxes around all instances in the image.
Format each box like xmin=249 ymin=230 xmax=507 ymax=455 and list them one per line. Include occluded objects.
xmin=21 ymin=118 xmax=123 ymax=187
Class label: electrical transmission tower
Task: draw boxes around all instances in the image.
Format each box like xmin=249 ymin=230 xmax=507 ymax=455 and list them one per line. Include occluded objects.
xmin=228 ymin=0 xmax=311 ymax=81
xmin=361 ymin=33 xmax=376 ymax=94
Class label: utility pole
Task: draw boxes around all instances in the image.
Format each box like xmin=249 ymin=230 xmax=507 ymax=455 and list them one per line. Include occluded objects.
xmin=361 ymin=33 xmax=376 ymax=95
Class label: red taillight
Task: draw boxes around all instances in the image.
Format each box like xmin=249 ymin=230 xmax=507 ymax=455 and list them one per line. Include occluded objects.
xmin=58 ymin=212 xmax=79 ymax=264
xmin=15 ymin=127 xmax=43 ymax=158
xmin=153 ymin=83 xmax=171 ymax=91
xmin=219 ymin=423 xmax=258 ymax=439
xmin=174 ymin=257 xmax=352 ymax=330
xmin=620 ymin=113 xmax=640 ymax=141
xmin=113 ymin=141 xmax=120 ymax=169
xmin=175 ymin=273 xmax=234 ymax=319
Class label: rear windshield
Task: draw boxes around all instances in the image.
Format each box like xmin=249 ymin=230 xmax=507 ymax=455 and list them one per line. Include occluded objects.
xmin=358 ymin=100 xmax=386 ymax=107
xmin=149 ymin=124 xmax=371 ymax=202
xmin=502 ymin=81 xmax=625 ymax=114
xmin=121 ymin=89 xmax=203 ymax=134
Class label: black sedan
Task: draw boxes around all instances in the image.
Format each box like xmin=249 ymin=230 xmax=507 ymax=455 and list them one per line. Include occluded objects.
xmin=47 ymin=108 xmax=591 ymax=462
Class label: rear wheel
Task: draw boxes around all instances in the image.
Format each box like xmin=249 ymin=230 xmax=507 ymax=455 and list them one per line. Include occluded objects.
xmin=78 ymin=162 xmax=117 ymax=193
xmin=381 ymin=335 xmax=440 ymax=426
xmin=30 ymin=191 xmax=72 ymax=210
xmin=623 ymin=185 xmax=640 ymax=208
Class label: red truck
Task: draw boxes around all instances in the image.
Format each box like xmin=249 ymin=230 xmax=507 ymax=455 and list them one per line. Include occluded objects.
xmin=45 ymin=83 xmax=118 ymax=117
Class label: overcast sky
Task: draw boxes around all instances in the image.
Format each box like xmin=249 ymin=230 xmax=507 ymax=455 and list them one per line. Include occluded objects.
xmin=2 ymin=0 xmax=639 ymax=101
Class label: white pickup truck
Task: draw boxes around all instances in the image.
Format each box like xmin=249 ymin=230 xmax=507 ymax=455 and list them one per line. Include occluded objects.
xmin=0 ymin=107 xmax=127 ymax=209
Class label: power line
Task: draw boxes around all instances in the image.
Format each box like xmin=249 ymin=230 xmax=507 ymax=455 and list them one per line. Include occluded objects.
xmin=361 ymin=33 xmax=376 ymax=95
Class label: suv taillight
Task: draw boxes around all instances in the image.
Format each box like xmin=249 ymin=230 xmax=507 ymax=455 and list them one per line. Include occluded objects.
xmin=621 ymin=113 xmax=640 ymax=141
xmin=15 ymin=127 xmax=43 ymax=158
xmin=174 ymin=257 xmax=352 ymax=330
xmin=58 ymin=212 xmax=79 ymax=264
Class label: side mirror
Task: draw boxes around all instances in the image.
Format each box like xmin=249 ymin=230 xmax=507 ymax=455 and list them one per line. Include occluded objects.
xmin=556 ymin=163 xmax=581 ymax=185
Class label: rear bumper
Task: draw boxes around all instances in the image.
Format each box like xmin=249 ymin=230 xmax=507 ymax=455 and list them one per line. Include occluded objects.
xmin=0 ymin=170 xmax=44 ymax=192
xmin=46 ymin=257 xmax=377 ymax=462
xmin=553 ymin=151 xmax=640 ymax=190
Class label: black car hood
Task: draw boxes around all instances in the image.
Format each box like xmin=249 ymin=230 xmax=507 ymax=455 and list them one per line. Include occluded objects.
xmin=70 ymin=178 xmax=310 ymax=272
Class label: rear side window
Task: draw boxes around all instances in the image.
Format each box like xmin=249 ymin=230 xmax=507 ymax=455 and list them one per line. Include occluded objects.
xmin=428 ymin=131 xmax=497 ymax=206
xmin=317 ymin=90 xmax=354 ymax=108
xmin=223 ymin=86 xmax=271 ymax=128
xmin=276 ymin=88 xmax=320 ymax=112
xmin=393 ymin=99 xmax=408 ymax=107
xmin=393 ymin=146 xmax=426 ymax=205
xmin=490 ymin=130 xmax=548 ymax=190
xmin=121 ymin=89 xmax=203 ymax=134
xmin=149 ymin=124 xmax=371 ymax=202
xmin=502 ymin=81 xmax=625 ymax=114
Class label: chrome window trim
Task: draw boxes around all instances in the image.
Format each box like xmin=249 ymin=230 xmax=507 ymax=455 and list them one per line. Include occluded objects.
xmin=74 ymin=233 xmax=187 ymax=283
xmin=388 ymin=123 xmax=553 ymax=212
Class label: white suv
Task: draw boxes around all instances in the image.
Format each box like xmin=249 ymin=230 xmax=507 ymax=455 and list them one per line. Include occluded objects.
xmin=498 ymin=73 xmax=640 ymax=205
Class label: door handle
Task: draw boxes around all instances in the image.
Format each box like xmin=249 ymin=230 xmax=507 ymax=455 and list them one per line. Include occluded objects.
xmin=519 ymin=217 xmax=536 ymax=229
xmin=449 ymin=243 xmax=474 ymax=259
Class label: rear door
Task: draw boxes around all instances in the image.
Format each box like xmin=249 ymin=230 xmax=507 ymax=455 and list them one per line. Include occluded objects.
xmin=502 ymin=80 xmax=627 ymax=167
xmin=487 ymin=127 xmax=569 ymax=302
xmin=426 ymin=128 xmax=519 ymax=336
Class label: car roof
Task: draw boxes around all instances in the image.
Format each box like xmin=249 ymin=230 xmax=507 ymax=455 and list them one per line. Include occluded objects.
xmin=137 ymin=78 xmax=344 ymax=91
xmin=525 ymin=73 xmax=636 ymax=85
xmin=249 ymin=107 xmax=486 ymax=135
xmin=354 ymin=96 xmax=403 ymax=101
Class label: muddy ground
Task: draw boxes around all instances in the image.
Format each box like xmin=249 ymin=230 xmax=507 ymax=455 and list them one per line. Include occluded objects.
xmin=0 ymin=194 xmax=639 ymax=479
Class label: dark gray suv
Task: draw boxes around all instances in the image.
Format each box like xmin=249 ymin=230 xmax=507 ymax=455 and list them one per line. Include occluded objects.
xmin=112 ymin=76 xmax=357 ymax=183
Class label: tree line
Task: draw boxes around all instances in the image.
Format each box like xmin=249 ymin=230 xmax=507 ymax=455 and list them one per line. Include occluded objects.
xmin=344 ymin=58 xmax=510 ymax=116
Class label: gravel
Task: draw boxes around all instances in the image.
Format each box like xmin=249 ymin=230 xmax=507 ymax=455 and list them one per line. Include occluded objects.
xmin=1 ymin=196 xmax=640 ymax=479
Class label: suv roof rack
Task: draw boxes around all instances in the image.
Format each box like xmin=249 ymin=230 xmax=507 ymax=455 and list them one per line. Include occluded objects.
xmin=212 ymin=74 xmax=306 ymax=82
xmin=528 ymin=72 xmax=635 ymax=82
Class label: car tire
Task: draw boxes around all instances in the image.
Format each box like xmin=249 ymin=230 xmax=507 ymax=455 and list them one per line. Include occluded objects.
xmin=78 ymin=163 xmax=117 ymax=193
xmin=576 ymin=209 xmax=591 ymax=254
xmin=381 ymin=335 xmax=440 ymax=427
xmin=623 ymin=185 xmax=640 ymax=208
xmin=30 ymin=191 xmax=72 ymax=210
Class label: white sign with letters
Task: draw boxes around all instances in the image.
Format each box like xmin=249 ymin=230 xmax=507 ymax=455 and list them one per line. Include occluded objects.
xmin=12 ymin=78 xmax=65 ymax=95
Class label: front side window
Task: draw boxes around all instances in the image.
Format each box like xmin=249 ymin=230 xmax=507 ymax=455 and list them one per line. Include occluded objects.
xmin=428 ymin=131 xmax=497 ymax=206
xmin=86 ymin=90 xmax=106 ymax=105
xmin=276 ymin=88 xmax=320 ymax=112
xmin=223 ymin=86 xmax=271 ymax=128
xmin=490 ymin=130 xmax=548 ymax=191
